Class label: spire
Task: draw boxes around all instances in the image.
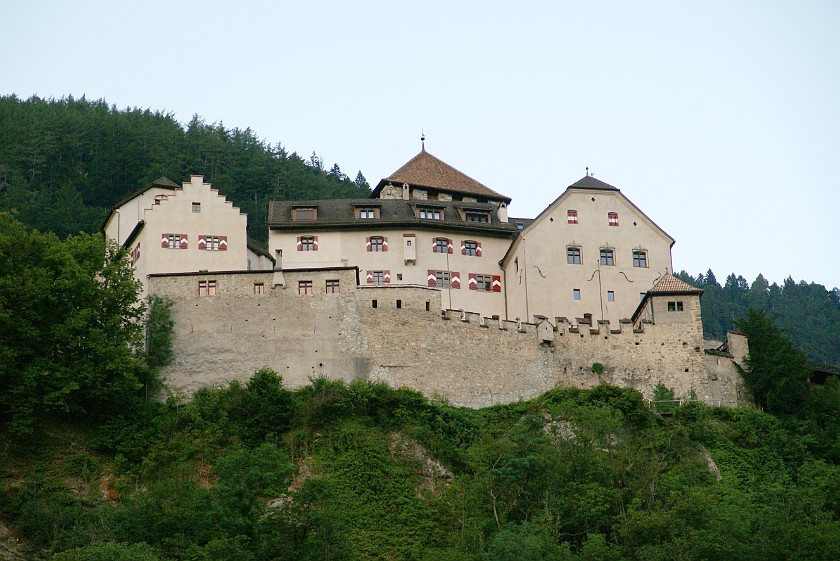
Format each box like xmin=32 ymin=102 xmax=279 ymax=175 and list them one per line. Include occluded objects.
xmin=421 ymin=130 xmax=425 ymax=151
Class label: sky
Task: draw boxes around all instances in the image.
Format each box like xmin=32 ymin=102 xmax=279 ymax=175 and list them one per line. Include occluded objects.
xmin=3 ymin=1 xmax=839 ymax=289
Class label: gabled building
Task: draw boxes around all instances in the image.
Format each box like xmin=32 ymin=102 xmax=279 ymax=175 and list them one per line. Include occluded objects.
xmin=501 ymin=175 xmax=675 ymax=325
xmin=102 ymin=175 xmax=263 ymax=297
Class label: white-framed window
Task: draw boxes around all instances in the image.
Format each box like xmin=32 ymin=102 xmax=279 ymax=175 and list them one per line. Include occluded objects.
xmin=633 ymin=250 xmax=648 ymax=268
xmin=419 ymin=208 xmax=442 ymax=220
xmin=358 ymin=208 xmax=377 ymax=219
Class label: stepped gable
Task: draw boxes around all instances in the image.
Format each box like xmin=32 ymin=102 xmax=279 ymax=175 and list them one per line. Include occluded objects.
xmin=101 ymin=176 xmax=181 ymax=232
xmin=649 ymin=273 xmax=703 ymax=295
xmin=372 ymin=149 xmax=511 ymax=203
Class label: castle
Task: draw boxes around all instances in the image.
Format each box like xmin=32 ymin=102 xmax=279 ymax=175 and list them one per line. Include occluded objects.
xmin=103 ymin=149 xmax=750 ymax=408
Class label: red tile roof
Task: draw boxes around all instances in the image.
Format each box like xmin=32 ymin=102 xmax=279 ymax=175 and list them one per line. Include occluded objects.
xmin=650 ymin=273 xmax=703 ymax=294
xmin=372 ymin=150 xmax=511 ymax=203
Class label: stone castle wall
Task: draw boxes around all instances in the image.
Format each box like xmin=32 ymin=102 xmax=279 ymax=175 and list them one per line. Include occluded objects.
xmin=151 ymin=271 xmax=748 ymax=408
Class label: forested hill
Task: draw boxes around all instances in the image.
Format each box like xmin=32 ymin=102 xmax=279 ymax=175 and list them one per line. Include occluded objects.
xmin=677 ymin=270 xmax=840 ymax=366
xmin=0 ymin=95 xmax=371 ymax=240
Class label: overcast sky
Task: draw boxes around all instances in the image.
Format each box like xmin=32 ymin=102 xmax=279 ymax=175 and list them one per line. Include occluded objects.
xmin=3 ymin=1 xmax=839 ymax=289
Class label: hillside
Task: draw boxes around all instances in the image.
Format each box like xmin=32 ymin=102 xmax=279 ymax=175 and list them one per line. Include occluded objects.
xmin=1 ymin=376 xmax=839 ymax=561
xmin=0 ymin=95 xmax=370 ymax=240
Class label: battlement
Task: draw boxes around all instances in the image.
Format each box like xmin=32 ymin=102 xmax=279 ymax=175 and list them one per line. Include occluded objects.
xmin=152 ymin=270 xmax=745 ymax=409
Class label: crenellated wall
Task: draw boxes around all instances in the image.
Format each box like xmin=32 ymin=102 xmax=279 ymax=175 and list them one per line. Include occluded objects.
xmin=151 ymin=270 xmax=748 ymax=408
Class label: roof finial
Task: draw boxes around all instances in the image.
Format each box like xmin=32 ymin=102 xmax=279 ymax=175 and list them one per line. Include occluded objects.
xmin=586 ymin=166 xmax=589 ymax=177
xmin=421 ymin=130 xmax=425 ymax=151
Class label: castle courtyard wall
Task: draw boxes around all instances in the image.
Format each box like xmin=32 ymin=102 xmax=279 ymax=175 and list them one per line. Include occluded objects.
xmin=151 ymin=272 xmax=744 ymax=408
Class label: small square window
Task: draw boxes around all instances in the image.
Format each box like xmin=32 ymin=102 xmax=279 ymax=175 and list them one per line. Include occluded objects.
xmin=608 ymin=212 xmax=619 ymax=226
xmin=567 ymin=210 xmax=578 ymax=224
xmin=299 ymin=281 xmax=313 ymax=295
xmin=607 ymin=290 xmax=615 ymax=302
xmin=567 ymin=247 xmax=581 ymax=264
xmin=192 ymin=202 xmax=201 ymax=213
xmin=434 ymin=238 xmax=450 ymax=253
xmin=475 ymin=274 xmax=493 ymax=291
xmin=573 ymin=288 xmax=581 ymax=301
xmin=326 ymin=280 xmax=339 ymax=293
xmin=254 ymin=283 xmax=264 ymax=295
xmin=199 ymin=280 xmax=217 ymax=296
xmin=600 ymin=249 xmax=615 ymax=266
xmin=633 ymin=250 xmax=648 ymax=268
xmin=300 ymin=236 xmax=316 ymax=251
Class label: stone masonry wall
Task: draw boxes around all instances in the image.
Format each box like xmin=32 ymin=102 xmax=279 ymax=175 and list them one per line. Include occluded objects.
xmin=152 ymin=272 xmax=745 ymax=408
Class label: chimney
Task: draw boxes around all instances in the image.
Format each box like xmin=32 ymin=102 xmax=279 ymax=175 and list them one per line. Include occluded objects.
xmin=497 ymin=202 xmax=508 ymax=223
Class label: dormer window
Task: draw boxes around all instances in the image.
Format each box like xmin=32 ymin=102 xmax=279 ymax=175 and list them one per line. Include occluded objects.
xmin=356 ymin=207 xmax=379 ymax=219
xmin=465 ymin=210 xmax=489 ymax=223
xmin=515 ymin=222 xmax=525 ymax=230
xmin=293 ymin=207 xmax=317 ymax=221
xmin=419 ymin=208 xmax=442 ymax=220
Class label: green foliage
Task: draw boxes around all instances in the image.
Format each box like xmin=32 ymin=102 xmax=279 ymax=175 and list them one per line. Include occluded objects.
xmin=0 ymin=95 xmax=371 ymax=240
xmin=591 ymin=362 xmax=604 ymax=375
xmin=736 ymin=309 xmax=812 ymax=415
xmin=0 ymin=213 xmax=146 ymax=435
xmin=677 ymin=269 xmax=840 ymax=366
xmin=145 ymin=295 xmax=174 ymax=370
xmin=652 ymin=383 xmax=677 ymax=414
xmin=2 ymin=374 xmax=840 ymax=561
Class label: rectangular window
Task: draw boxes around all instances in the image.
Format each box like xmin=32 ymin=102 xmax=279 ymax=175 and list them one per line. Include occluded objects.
xmin=608 ymin=212 xmax=619 ymax=226
xmin=300 ymin=236 xmax=316 ymax=251
xmin=434 ymin=238 xmax=450 ymax=253
xmin=600 ymin=249 xmax=615 ymax=266
xmin=370 ymin=236 xmax=384 ymax=252
xmin=293 ymin=207 xmax=317 ymax=220
xmin=204 ymin=235 xmax=220 ymax=251
xmin=326 ymin=280 xmax=340 ymax=293
xmin=167 ymin=234 xmax=181 ymax=249
xmin=358 ymin=208 xmax=377 ymax=219
xmin=668 ymin=301 xmax=684 ymax=312
xmin=298 ymin=281 xmax=313 ymax=295
xmin=463 ymin=241 xmax=478 ymax=256
xmin=633 ymin=250 xmax=648 ymax=268
xmin=573 ymin=288 xmax=581 ymax=301
xmin=419 ymin=208 xmax=442 ymax=220
xmin=192 ymin=202 xmax=201 ymax=213
xmin=372 ymin=271 xmax=385 ymax=284
xmin=253 ymin=283 xmax=264 ymax=295
xmin=607 ymin=290 xmax=615 ymax=302
xmin=435 ymin=271 xmax=451 ymax=288
xmin=475 ymin=274 xmax=493 ymax=291
xmin=465 ymin=211 xmax=489 ymax=223
xmin=567 ymin=247 xmax=582 ymax=264
xmin=567 ymin=210 xmax=578 ymax=224
xmin=198 ymin=280 xmax=217 ymax=296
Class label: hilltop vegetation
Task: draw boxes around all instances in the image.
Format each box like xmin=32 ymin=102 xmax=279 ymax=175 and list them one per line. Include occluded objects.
xmin=0 ymin=95 xmax=370 ymax=240
xmin=677 ymin=270 xmax=840 ymax=366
